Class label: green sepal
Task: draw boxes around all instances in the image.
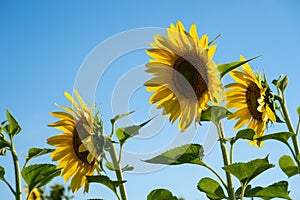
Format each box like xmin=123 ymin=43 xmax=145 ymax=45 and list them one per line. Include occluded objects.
xmin=279 ymin=155 xmax=299 ymax=178
xmin=197 ymin=177 xmax=226 ymax=200
xmin=143 ymin=144 xmax=205 ymax=166
xmin=147 ymin=188 xmax=178 ymax=200
xmin=223 ymin=157 xmax=274 ymax=185
xmin=217 ymin=56 xmax=259 ymax=78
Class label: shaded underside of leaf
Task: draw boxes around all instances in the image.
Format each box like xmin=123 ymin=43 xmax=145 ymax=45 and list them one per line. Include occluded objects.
xmin=144 ymin=144 xmax=204 ymax=166
xmin=246 ymin=181 xmax=291 ymax=200
xmin=223 ymin=157 xmax=274 ymax=185
xmin=197 ymin=177 xmax=226 ymax=200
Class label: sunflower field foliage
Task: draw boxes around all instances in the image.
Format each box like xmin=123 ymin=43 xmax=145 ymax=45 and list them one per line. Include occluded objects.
xmin=0 ymin=20 xmax=299 ymax=200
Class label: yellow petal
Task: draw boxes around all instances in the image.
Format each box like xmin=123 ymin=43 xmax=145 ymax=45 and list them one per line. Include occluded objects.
xmin=189 ymin=24 xmax=199 ymax=41
xmin=266 ymin=106 xmax=276 ymax=121
xmin=74 ymin=89 xmax=89 ymax=111
xmin=50 ymin=112 xmax=75 ymax=121
xmin=207 ymin=45 xmax=216 ymax=58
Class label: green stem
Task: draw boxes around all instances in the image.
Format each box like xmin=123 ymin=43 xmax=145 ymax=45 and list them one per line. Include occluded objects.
xmin=230 ymin=143 xmax=234 ymax=164
xmin=240 ymin=184 xmax=246 ymax=200
xmin=280 ymin=98 xmax=300 ymax=156
xmin=216 ymin=122 xmax=235 ymax=200
xmin=10 ymin=136 xmax=22 ymax=200
xmin=2 ymin=177 xmax=16 ymax=196
xmin=202 ymin=163 xmax=227 ymax=190
xmin=286 ymin=143 xmax=300 ymax=169
xmin=107 ymin=140 xmax=128 ymax=200
xmin=296 ymin=119 xmax=300 ymax=136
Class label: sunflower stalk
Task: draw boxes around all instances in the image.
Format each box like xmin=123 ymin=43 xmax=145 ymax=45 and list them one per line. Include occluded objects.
xmin=107 ymin=139 xmax=128 ymax=200
xmin=9 ymin=136 xmax=22 ymax=200
xmin=215 ymin=121 xmax=235 ymax=200
xmin=280 ymin=94 xmax=300 ymax=156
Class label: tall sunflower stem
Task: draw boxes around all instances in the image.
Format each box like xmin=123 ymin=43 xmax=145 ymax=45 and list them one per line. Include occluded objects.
xmin=216 ymin=121 xmax=235 ymax=200
xmin=107 ymin=140 xmax=128 ymax=200
xmin=280 ymin=98 xmax=300 ymax=156
xmin=9 ymin=136 xmax=22 ymax=200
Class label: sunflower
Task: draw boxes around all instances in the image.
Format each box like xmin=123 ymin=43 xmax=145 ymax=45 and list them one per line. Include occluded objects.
xmin=47 ymin=90 xmax=102 ymax=193
xmin=25 ymin=188 xmax=41 ymax=200
xmin=225 ymin=55 xmax=276 ymax=147
xmin=144 ymin=21 xmax=223 ymax=131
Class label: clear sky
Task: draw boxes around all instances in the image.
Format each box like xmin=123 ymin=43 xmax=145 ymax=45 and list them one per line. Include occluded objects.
xmin=1 ymin=1 xmax=300 ymax=199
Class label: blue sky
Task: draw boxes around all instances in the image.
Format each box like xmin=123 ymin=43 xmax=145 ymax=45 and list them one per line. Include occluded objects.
xmin=1 ymin=1 xmax=300 ymax=199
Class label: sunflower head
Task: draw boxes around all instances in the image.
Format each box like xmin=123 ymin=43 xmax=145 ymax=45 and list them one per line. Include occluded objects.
xmin=47 ymin=90 xmax=104 ymax=193
xmin=144 ymin=20 xmax=223 ymax=131
xmin=225 ymin=55 xmax=276 ymax=147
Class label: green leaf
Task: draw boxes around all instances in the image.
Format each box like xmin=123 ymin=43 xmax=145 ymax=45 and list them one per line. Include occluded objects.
xmin=116 ymin=118 xmax=151 ymax=146
xmin=217 ymin=56 xmax=259 ymax=78
xmin=200 ymin=106 xmax=232 ymax=124
xmin=105 ymin=161 xmax=115 ymax=171
xmin=256 ymin=132 xmax=294 ymax=144
xmin=197 ymin=177 xmax=226 ymax=200
xmin=208 ymin=34 xmax=221 ymax=46
xmin=122 ymin=164 xmax=134 ymax=172
xmin=297 ymin=106 xmax=300 ymax=117
xmin=21 ymin=164 xmax=61 ymax=193
xmin=223 ymin=157 xmax=274 ymax=185
xmin=147 ymin=189 xmax=178 ymax=200
xmin=3 ymin=109 xmax=21 ymax=136
xmin=233 ymin=129 xmax=255 ymax=143
xmin=0 ymin=165 xmax=5 ymax=180
xmin=298 ymin=154 xmax=300 ymax=162
xmin=0 ymin=138 xmax=10 ymax=149
xmin=279 ymin=155 xmax=299 ymax=178
xmin=0 ymin=138 xmax=10 ymax=156
xmin=111 ymin=111 xmax=135 ymax=125
xmin=24 ymin=148 xmax=54 ymax=167
xmin=246 ymin=181 xmax=291 ymax=200
xmin=144 ymin=144 xmax=205 ymax=166
xmin=86 ymin=175 xmax=125 ymax=198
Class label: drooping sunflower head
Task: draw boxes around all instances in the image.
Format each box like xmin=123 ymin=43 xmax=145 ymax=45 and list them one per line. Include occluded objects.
xmin=47 ymin=90 xmax=104 ymax=193
xmin=144 ymin=20 xmax=223 ymax=131
xmin=225 ymin=55 xmax=276 ymax=147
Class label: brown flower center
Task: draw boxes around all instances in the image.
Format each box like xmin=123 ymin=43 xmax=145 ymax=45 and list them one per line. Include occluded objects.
xmin=73 ymin=120 xmax=91 ymax=163
xmin=173 ymin=55 xmax=208 ymax=99
xmin=246 ymin=81 xmax=263 ymax=121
